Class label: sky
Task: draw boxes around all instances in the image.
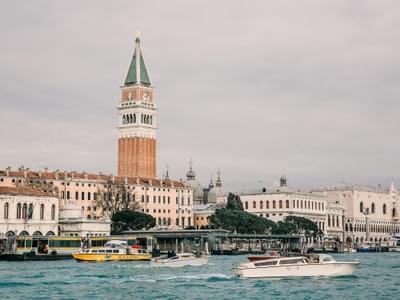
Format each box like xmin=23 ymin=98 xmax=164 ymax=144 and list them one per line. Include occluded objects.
xmin=0 ymin=1 xmax=399 ymax=191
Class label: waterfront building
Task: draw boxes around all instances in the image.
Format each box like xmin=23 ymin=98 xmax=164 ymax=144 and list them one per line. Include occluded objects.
xmin=0 ymin=186 xmax=58 ymax=237
xmin=118 ymin=31 xmax=156 ymax=179
xmin=58 ymin=201 xmax=110 ymax=237
xmin=0 ymin=167 xmax=193 ymax=230
xmin=240 ymin=176 xmax=328 ymax=234
xmin=312 ymin=181 xmax=400 ymax=244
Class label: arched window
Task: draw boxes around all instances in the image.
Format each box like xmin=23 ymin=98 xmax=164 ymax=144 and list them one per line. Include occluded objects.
xmin=4 ymin=202 xmax=9 ymax=219
xmin=336 ymin=215 xmax=340 ymax=227
xmin=40 ymin=204 xmax=45 ymax=220
xmin=393 ymin=208 xmax=397 ymax=218
xmin=22 ymin=203 xmax=27 ymax=219
xmin=133 ymin=114 xmax=136 ymax=123
xmin=141 ymin=114 xmax=143 ymax=123
xmin=51 ymin=204 xmax=56 ymax=220
xmin=19 ymin=231 xmax=29 ymax=236
xmin=371 ymin=203 xmax=375 ymax=214
xmin=253 ymin=201 xmax=256 ymax=209
xmin=122 ymin=115 xmax=126 ymax=124
xmin=245 ymin=201 xmax=248 ymax=209
xmin=29 ymin=203 xmax=33 ymax=219
xmin=328 ymin=215 xmax=331 ymax=227
xmin=150 ymin=115 xmax=153 ymax=125
xmin=286 ymin=200 xmax=289 ymax=209
xmin=33 ymin=231 xmax=42 ymax=236
xmin=383 ymin=204 xmax=387 ymax=214
xmin=300 ymin=200 xmax=303 ymax=209
xmin=360 ymin=202 xmax=364 ymax=213
xmin=266 ymin=201 xmax=269 ymax=209
xmin=260 ymin=201 xmax=263 ymax=209
xmin=272 ymin=200 xmax=276 ymax=209
xmin=279 ymin=200 xmax=282 ymax=209
xmin=17 ymin=203 xmax=21 ymax=219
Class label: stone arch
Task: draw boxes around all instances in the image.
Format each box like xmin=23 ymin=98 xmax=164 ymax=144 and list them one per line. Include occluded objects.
xmin=33 ymin=231 xmax=42 ymax=236
xmin=46 ymin=231 xmax=55 ymax=236
xmin=19 ymin=231 xmax=29 ymax=236
xmin=6 ymin=231 xmax=15 ymax=236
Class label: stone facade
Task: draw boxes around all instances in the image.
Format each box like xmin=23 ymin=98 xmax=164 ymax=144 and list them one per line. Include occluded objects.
xmin=0 ymin=186 xmax=59 ymax=237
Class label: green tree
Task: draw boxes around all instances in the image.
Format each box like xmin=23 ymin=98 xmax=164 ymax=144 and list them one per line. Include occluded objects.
xmin=209 ymin=208 xmax=276 ymax=234
xmin=226 ymin=193 xmax=244 ymax=210
xmin=272 ymin=216 xmax=320 ymax=237
xmin=111 ymin=210 xmax=156 ymax=234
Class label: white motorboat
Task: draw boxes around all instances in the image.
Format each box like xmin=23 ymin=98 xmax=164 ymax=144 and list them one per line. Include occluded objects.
xmin=235 ymin=254 xmax=359 ymax=278
xmin=150 ymin=252 xmax=209 ymax=267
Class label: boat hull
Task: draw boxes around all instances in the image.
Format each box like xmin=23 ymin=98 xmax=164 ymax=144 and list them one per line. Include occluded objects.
xmin=72 ymin=253 xmax=151 ymax=262
xmin=0 ymin=253 xmax=72 ymax=261
xmin=235 ymin=262 xmax=360 ymax=278
xmin=151 ymin=256 xmax=209 ymax=267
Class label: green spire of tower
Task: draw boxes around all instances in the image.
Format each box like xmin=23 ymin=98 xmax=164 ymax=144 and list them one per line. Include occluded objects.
xmin=124 ymin=31 xmax=151 ymax=87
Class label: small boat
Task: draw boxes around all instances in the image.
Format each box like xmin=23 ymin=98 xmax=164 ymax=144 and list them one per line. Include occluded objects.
xmin=235 ymin=254 xmax=359 ymax=278
xmin=150 ymin=252 xmax=209 ymax=267
xmin=72 ymin=240 xmax=151 ymax=262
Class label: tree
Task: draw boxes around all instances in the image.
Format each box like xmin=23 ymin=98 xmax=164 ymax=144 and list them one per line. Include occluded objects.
xmin=209 ymin=208 xmax=276 ymax=234
xmin=226 ymin=193 xmax=244 ymax=210
xmin=96 ymin=178 xmax=139 ymax=217
xmin=272 ymin=216 xmax=320 ymax=237
xmin=111 ymin=209 xmax=155 ymax=234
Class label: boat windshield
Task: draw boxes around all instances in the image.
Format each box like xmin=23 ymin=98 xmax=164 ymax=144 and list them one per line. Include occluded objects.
xmin=319 ymin=255 xmax=335 ymax=263
xmin=279 ymin=258 xmax=305 ymax=265
xmin=255 ymin=260 xmax=278 ymax=267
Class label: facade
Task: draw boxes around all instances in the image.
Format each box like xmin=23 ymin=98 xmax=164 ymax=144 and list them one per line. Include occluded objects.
xmin=313 ymin=181 xmax=400 ymax=244
xmin=59 ymin=201 xmax=110 ymax=237
xmin=240 ymin=176 xmax=327 ymax=234
xmin=0 ymin=186 xmax=58 ymax=237
xmin=117 ymin=32 xmax=157 ymax=179
xmin=0 ymin=167 xmax=193 ymax=230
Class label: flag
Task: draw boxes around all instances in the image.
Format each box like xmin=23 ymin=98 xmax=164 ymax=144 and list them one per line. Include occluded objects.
xmin=24 ymin=206 xmax=33 ymax=223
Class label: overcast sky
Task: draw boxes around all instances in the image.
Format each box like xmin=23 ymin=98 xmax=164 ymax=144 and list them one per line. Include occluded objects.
xmin=0 ymin=1 xmax=399 ymax=191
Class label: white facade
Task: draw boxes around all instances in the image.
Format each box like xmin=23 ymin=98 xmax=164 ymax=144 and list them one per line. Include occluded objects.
xmin=314 ymin=182 xmax=400 ymax=244
xmin=0 ymin=187 xmax=59 ymax=237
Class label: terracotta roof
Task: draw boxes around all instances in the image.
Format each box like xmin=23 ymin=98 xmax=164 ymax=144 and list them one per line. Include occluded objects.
xmin=0 ymin=169 xmax=187 ymax=189
xmin=0 ymin=186 xmax=54 ymax=197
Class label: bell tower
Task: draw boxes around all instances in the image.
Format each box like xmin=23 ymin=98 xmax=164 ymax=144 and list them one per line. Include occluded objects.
xmin=117 ymin=31 xmax=157 ymax=179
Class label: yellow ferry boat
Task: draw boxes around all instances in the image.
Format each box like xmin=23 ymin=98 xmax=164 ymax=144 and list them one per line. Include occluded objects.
xmin=72 ymin=240 xmax=151 ymax=262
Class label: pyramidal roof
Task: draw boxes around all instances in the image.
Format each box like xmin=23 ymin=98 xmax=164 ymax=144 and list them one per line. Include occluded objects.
xmin=124 ymin=31 xmax=152 ymax=87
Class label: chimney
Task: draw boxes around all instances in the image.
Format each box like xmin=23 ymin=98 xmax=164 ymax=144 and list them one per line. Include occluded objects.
xmin=6 ymin=166 xmax=11 ymax=176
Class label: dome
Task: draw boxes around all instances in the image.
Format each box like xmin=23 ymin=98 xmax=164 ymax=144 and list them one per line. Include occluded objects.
xmin=185 ymin=179 xmax=204 ymax=204
xmin=207 ymin=186 xmax=224 ymax=203
xmin=59 ymin=201 xmax=83 ymax=220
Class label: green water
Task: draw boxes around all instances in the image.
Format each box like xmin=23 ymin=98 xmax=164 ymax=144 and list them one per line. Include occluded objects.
xmin=0 ymin=253 xmax=399 ymax=299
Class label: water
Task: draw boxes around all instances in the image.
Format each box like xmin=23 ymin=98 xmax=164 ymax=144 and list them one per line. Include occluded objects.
xmin=0 ymin=253 xmax=399 ymax=299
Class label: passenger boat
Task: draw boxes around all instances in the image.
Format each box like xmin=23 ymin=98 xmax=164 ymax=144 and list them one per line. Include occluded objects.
xmin=0 ymin=236 xmax=81 ymax=261
xmin=72 ymin=240 xmax=152 ymax=262
xmin=150 ymin=252 xmax=209 ymax=267
xmin=235 ymin=254 xmax=360 ymax=278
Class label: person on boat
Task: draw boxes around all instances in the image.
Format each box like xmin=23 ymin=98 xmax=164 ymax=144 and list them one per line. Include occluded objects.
xmin=44 ymin=244 xmax=49 ymax=255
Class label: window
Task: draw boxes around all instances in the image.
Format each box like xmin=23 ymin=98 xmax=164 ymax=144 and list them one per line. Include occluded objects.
xmin=17 ymin=203 xmax=22 ymax=219
xmin=328 ymin=215 xmax=331 ymax=227
xmin=75 ymin=191 xmax=79 ymax=200
xmin=142 ymin=195 xmax=145 ymax=203
xmin=260 ymin=201 xmax=263 ymax=209
xmin=81 ymin=192 xmax=85 ymax=200
xmin=383 ymin=204 xmax=387 ymax=214
xmin=153 ymin=196 xmax=156 ymax=203
xmin=51 ymin=204 xmax=56 ymax=220
xmin=371 ymin=203 xmax=375 ymax=214
xmin=61 ymin=191 xmax=65 ymax=199
xmin=245 ymin=201 xmax=248 ymax=210
xmin=286 ymin=200 xmax=290 ymax=209
xmin=360 ymin=202 xmax=363 ymax=213
xmin=40 ymin=204 xmax=44 ymax=220
xmin=88 ymin=192 xmax=91 ymax=201
xmin=94 ymin=193 xmax=97 ymax=201
xmin=279 ymin=200 xmax=282 ymax=209
xmin=272 ymin=200 xmax=276 ymax=209
xmin=279 ymin=258 xmax=304 ymax=265
xmin=67 ymin=191 xmax=70 ymax=199
xmin=266 ymin=201 xmax=269 ymax=209
xmin=22 ymin=203 xmax=27 ymax=219
xmin=4 ymin=202 xmax=9 ymax=219
xmin=253 ymin=201 xmax=256 ymax=209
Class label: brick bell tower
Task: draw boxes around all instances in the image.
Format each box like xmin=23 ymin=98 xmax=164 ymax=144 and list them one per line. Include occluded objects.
xmin=117 ymin=31 xmax=157 ymax=179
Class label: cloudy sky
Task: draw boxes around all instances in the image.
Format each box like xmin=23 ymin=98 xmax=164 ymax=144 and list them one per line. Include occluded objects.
xmin=0 ymin=1 xmax=399 ymax=191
